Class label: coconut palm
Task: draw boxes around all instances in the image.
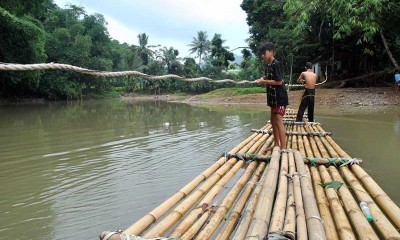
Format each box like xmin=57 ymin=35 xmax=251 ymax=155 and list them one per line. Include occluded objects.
xmin=188 ymin=31 xmax=211 ymax=65
xmin=159 ymin=47 xmax=181 ymax=74
xmin=137 ymin=33 xmax=153 ymax=65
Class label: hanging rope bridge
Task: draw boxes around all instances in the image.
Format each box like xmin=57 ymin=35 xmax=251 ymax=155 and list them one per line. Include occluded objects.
xmin=0 ymin=62 xmax=327 ymax=87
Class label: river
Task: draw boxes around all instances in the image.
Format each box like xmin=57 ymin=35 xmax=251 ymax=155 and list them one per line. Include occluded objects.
xmin=0 ymin=100 xmax=399 ymax=239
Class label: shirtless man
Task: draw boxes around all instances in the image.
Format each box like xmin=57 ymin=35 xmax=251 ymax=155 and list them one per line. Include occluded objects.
xmin=296 ymin=62 xmax=317 ymax=122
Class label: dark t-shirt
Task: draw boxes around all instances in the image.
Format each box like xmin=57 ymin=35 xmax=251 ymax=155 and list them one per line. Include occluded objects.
xmin=264 ymin=59 xmax=289 ymax=107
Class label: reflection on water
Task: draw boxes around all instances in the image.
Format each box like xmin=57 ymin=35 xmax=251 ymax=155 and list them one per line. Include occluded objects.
xmin=0 ymin=100 xmax=399 ymax=239
xmin=0 ymin=100 xmax=267 ymax=240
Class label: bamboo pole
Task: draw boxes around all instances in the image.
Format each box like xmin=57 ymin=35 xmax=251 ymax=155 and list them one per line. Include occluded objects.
xmin=293 ymin=150 xmax=326 ymax=240
xmin=282 ymin=151 xmax=296 ymax=240
xmin=166 ymin=132 xmax=269 ymax=238
xmin=328 ymin=164 xmax=380 ymax=239
xmin=245 ymin=146 xmax=281 ymax=239
xmin=307 ymin=126 xmax=356 ymax=239
xmin=142 ymin=128 xmax=268 ymax=238
xmin=214 ymin=137 xmax=273 ymax=240
xmin=230 ymin=168 xmax=267 ymax=240
xmin=193 ymin=138 xmax=269 ymax=239
xmin=214 ymin=161 xmax=267 ymax=240
xmin=295 ymin=126 xmax=306 ymax=157
xmin=316 ymin=125 xmax=400 ymax=230
xmin=292 ymin=170 xmax=307 ymax=239
xmin=180 ymin=204 xmax=216 ymax=240
xmin=268 ymin=151 xmax=289 ymax=237
xmin=300 ymin=125 xmax=339 ymax=240
xmin=281 ymin=123 xmax=308 ymax=240
xmin=315 ymin=125 xmax=400 ymax=239
xmin=312 ymin=128 xmax=379 ymax=239
xmin=290 ymin=128 xmax=308 ymax=240
xmin=121 ymin=125 xmax=268 ymax=236
xmin=231 ymin=154 xmax=270 ymax=240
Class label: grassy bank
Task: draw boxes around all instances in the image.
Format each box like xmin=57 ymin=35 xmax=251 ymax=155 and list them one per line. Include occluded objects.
xmin=199 ymin=87 xmax=265 ymax=99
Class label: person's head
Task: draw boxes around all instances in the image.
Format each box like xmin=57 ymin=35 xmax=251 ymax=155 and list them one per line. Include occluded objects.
xmin=258 ymin=42 xmax=275 ymax=63
xmin=305 ymin=62 xmax=313 ymax=70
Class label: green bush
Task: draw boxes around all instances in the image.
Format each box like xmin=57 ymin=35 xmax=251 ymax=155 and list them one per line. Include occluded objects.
xmin=0 ymin=7 xmax=46 ymax=96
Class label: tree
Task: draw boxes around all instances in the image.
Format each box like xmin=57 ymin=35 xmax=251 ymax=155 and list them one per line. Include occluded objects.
xmin=284 ymin=0 xmax=400 ymax=70
xmin=210 ymin=34 xmax=235 ymax=69
xmin=188 ymin=31 xmax=211 ymax=65
xmin=241 ymin=0 xmax=304 ymax=77
xmin=137 ymin=33 xmax=153 ymax=65
xmin=159 ymin=47 xmax=181 ymax=73
xmin=0 ymin=0 xmax=55 ymax=20
xmin=183 ymin=58 xmax=200 ymax=78
xmin=0 ymin=7 xmax=47 ymax=97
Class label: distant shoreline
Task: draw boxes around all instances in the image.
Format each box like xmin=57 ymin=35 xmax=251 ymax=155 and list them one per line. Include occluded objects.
xmin=1 ymin=87 xmax=399 ymax=107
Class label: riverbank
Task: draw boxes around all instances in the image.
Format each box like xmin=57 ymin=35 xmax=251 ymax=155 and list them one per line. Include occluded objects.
xmin=2 ymin=87 xmax=399 ymax=107
xmin=126 ymin=87 xmax=400 ymax=106
xmin=193 ymin=87 xmax=400 ymax=106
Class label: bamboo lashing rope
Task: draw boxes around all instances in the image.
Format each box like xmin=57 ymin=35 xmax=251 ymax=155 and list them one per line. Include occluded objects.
xmin=251 ymin=129 xmax=332 ymax=136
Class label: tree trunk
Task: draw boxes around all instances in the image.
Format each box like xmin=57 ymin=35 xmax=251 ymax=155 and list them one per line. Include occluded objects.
xmin=379 ymin=29 xmax=400 ymax=71
xmin=199 ymin=54 xmax=202 ymax=66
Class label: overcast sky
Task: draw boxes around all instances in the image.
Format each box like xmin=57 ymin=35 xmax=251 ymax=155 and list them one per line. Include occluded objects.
xmin=53 ymin=0 xmax=250 ymax=58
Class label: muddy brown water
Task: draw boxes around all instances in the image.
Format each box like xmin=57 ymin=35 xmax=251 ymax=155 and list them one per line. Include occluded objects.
xmin=0 ymin=100 xmax=399 ymax=239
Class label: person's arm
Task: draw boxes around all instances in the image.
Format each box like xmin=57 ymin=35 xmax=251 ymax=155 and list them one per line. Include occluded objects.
xmin=297 ymin=72 xmax=305 ymax=83
xmin=254 ymin=78 xmax=283 ymax=85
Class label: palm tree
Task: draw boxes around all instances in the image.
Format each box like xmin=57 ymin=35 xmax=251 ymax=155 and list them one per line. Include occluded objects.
xmin=188 ymin=31 xmax=211 ymax=65
xmin=137 ymin=33 xmax=153 ymax=65
xmin=159 ymin=47 xmax=180 ymax=73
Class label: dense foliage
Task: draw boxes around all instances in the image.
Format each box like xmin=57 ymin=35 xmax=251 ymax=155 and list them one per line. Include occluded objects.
xmin=240 ymin=0 xmax=400 ymax=85
xmin=1 ymin=0 xmax=399 ymax=99
xmin=0 ymin=1 xmax=241 ymax=99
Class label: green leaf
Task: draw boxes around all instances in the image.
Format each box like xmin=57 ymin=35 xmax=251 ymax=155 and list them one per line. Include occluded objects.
xmin=320 ymin=181 xmax=343 ymax=190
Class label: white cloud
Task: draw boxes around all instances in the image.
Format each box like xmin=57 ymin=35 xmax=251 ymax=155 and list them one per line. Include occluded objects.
xmin=53 ymin=0 xmax=250 ymax=57
xmin=106 ymin=18 xmax=139 ymax=45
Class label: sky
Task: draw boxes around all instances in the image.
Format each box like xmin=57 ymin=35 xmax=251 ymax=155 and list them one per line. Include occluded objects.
xmin=53 ymin=0 xmax=250 ymax=58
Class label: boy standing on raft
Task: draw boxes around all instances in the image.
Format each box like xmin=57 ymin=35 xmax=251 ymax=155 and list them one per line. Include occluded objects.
xmin=296 ymin=62 xmax=317 ymax=122
xmin=254 ymin=42 xmax=289 ymax=149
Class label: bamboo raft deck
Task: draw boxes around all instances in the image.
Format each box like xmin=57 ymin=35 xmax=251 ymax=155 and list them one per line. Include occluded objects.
xmin=100 ymin=109 xmax=400 ymax=240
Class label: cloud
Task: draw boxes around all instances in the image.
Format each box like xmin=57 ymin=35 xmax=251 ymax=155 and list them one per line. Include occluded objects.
xmin=106 ymin=18 xmax=139 ymax=44
xmin=53 ymin=0 xmax=250 ymax=57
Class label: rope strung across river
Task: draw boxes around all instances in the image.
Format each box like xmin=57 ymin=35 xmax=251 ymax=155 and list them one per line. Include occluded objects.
xmin=0 ymin=62 xmax=327 ymax=86
xmin=0 ymin=62 xmax=253 ymax=84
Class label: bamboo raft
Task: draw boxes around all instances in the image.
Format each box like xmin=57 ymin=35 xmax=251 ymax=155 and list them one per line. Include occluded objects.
xmin=100 ymin=109 xmax=400 ymax=240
